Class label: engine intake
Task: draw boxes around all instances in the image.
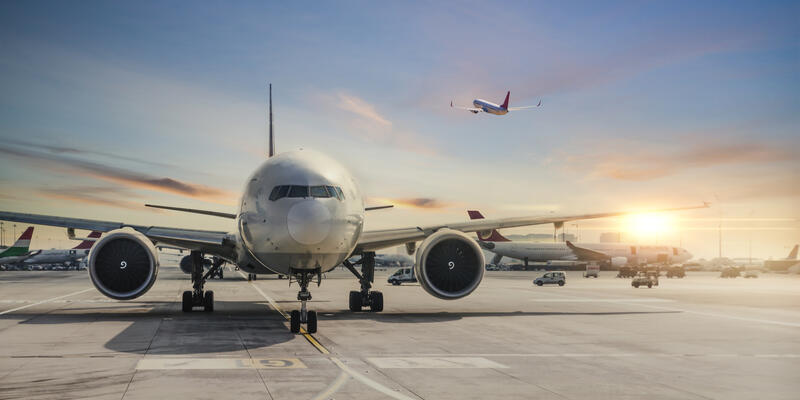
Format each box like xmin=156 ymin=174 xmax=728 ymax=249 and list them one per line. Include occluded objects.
xmin=415 ymin=229 xmax=485 ymax=299
xmin=88 ymin=229 xmax=159 ymax=300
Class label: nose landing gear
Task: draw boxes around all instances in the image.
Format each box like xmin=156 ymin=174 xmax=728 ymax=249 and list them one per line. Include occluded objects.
xmin=343 ymin=252 xmax=383 ymax=312
xmin=181 ymin=251 xmax=221 ymax=312
xmin=289 ymin=269 xmax=320 ymax=333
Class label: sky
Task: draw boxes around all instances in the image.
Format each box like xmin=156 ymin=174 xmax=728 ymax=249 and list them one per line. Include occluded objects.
xmin=0 ymin=1 xmax=798 ymax=259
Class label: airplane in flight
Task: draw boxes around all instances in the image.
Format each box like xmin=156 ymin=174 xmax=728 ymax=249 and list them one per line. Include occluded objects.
xmin=0 ymin=227 xmax=37 ymax=266
xmin=23 ymin=231 xmax=102 ymax=267
xmin=450 ymin=91 xmax=541 ymax=115
xmin=0 ymin=85 xmax=706 ymax=333
xmin=468 ymin=210 xmax=693 ymax=267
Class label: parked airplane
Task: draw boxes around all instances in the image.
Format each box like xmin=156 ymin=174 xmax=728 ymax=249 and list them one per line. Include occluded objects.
xmin=450 ymin=91 xmax=541 ymax=115
xmin=0 ymin=85 xmax=705 ymax=333
xmin=23 ymin=231 xmax=102 ymax=267
xmin=468 ymin=210 xmax=692 ymax=267
xmin=0 ymin=227 xmax=37 ymax=266
xmin=764 ymin=244 xmax=799 ymax=272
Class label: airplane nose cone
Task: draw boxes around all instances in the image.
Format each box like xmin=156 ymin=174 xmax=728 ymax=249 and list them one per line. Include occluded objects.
xmin=287 ymin=201 xmax=332 ymax=245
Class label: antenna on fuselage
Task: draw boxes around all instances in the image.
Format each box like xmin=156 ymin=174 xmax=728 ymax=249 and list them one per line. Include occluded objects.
xmin=268 ymin=83 xmax=275 ymax=157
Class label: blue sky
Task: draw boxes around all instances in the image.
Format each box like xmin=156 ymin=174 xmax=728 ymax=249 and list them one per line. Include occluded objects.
xmin=0 ymin=1 xmax=797 ymax=258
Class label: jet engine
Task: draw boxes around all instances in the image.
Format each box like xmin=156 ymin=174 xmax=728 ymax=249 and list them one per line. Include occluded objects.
xmin=415 ymin=229 xmax=485 ymax=299
xmin=610 ymin=257 xmax=628 ymax=267
xmin=88 ymin=229 xmax=159 ymax=300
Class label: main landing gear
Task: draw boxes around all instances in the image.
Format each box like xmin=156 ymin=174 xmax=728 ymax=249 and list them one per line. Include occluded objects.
xmin=343 ymin=252 xmax=383 ymax=312
xmin=288 ymin=269 xmax=320 ymax=334
xmin=182 ymin=251 xmax=221 ymax=313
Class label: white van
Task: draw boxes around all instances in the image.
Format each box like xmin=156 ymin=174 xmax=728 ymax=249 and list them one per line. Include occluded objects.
xmin=388 ymin=267 xmax=417 ymax=285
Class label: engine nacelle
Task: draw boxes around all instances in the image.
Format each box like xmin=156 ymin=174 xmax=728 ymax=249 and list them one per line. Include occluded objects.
xmin=88 ymin=229 xmax=159 ymax=300
xmin=415 ymin=229 xmax=485 ymax=300
xmin=610 ymin=256 xmax=628 ymax=267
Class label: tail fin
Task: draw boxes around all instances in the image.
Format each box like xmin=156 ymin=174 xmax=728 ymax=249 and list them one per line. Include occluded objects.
xmin=268 ymin=83 xmax=275 ymax=157
xmin=500 ymin=91 xmax=510 ymax=109
xmin=467 ymin=210 xmax=511 ymax=242
xmin=788 ymin=244 xmax=798 ymax=260
xmin=72 ymin=231 xmax=101 ymax=250
xmin=0 ymin=226 xmax=33 ymax=258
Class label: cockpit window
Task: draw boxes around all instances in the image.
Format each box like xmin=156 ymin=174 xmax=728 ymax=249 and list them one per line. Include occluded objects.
xmin=288 ymin=185 xmax=309 ymax=198
xmin=269 ymin=185 xmax=289 ymax=201
xmin=310 ymin=185 xmax=331 ymax=198
xmin=335 ymin=186 xmax=345 ymax=200
xmin=325 ymin=185 xmax=340 ymax=200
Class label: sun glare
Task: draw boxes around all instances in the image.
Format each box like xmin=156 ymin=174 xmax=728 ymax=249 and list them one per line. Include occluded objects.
xmin=624 ymin=213 xmax=676 ymax=239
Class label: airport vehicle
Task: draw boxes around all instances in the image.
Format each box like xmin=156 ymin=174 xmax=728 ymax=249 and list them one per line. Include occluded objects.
xmin=720 ymin=267 xmax=740 ymax=278
xmin=743 ymin=269 xmax=759 ymax=278
xmin=583 ymin=263 xmax=599 ymax=278
xmin=0 ymin=86 xmax=706 ymax=334
xmin=22 ymin=231 xmax=101 ymax=267
xmin=632 ymin=272 xmax=658 ymax=288
xmin=617 ymin=266 xmax=637 ymax=278
xmin=450 ymin=91 xmax=541 ymax=115
xmin=0 ymin=227 xmax=37 ymax=266
xmin=534 ymin=271 xmax=566 ymax=286
xmin=388 ymin=267 xmax=416 ymax=285
xmin=665 ymin=266 xmax=686 ymax=278
xmin=469 ymin=210 xmax=693 ymax=268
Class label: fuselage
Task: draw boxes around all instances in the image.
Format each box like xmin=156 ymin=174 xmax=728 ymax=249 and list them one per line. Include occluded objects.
xmin=473 ymin=99 xmax=508 ymax=115
xmin=24 ymin=249 xmax=89 ymax=264
xmin=236 ymin=150 xmax=365 ymax=275
xmin=486 ymin=242 xmax=692 ymax=264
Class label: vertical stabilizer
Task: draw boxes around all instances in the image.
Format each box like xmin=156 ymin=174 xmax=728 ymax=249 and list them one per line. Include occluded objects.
xmin=500 ymin=91 xmax=510 ymax=109
xmin=268 ymin=83 xmax=275 ymax=157
xmin=788 ymin=244 xmax=798 ymax=260
xmin=0 ymin=226 xmax=33 ymax=257
xmin=72 ymin=231 xmax=102 ymax=250
xmin=467 ymin=210 xmax=511 ymax=242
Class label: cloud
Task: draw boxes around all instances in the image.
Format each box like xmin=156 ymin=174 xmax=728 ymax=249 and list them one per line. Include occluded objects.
xmin=567 ymin=141 xmax=794 ymax=181
xmin=0 ymin=146 xmax=237 ymax=204
xmin=36 ymin=186 xmax=156 ymax=211
xmin=336 ymin=93 xmax=392 ymax=126
xmin=375 ymin=197 xmax=451 ymax=209
xmin=4 ymin=138 xmax=178 ymax=169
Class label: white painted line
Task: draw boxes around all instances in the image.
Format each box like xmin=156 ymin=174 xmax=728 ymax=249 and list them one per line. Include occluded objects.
xmin=136 ymin=358 xmax=306 ymax=370
xmin=330 ymin=357 xmax=418 ymax=400
xmin=0 ymin=288 xmax=93 ymax=315
xmin=628 ymin=302 xmax=800 ymax=328
xmin=363 ymin=353 xmax=800 ymax=358
xmin=311 ymin=371 xmax=351 ymax=400
xmin=529 ymin=298 xmax=675 ymax=303
xmin=368 ymin=357 xmax=508 ymax=369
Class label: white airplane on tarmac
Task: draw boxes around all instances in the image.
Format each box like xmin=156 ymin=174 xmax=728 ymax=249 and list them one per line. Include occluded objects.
xmin=0 ymin=84 xmax=706 ymax=334
xmin=469 ymin=211 xmax=693 ymax=267
xmin=450 ymin=91 xmax=541 ymax=115
xmin=23 ymin=231 xmax=102 ymax=267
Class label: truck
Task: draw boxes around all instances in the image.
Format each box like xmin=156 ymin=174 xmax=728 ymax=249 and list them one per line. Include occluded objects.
xmin=388 ymin=267 xmax=417 ymax=285
xmin=583 ymin=263 xmax=600 ymax=278
xmin=632 ymin=271 xmax=659 ymax=288
xmin=665 ymin=266 xmax=685 ymax=278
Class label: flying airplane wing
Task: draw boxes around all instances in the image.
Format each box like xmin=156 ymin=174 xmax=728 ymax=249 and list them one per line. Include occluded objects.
xmin=565 ymin=241 xmax=609 ymax=261
xmin=0 ymin=211 xmax=236 ymax=260
xmin=508 ymin=100 xmax=542 ymax=110
xmin=355 ymin=204 xmax=708 ymax=252
xmin=450 ymin=101 xmax=482 ymax=113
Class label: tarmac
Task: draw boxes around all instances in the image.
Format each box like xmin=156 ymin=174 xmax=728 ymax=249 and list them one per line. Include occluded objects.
xmin=1 ymin=266 xmax=798 ymax=400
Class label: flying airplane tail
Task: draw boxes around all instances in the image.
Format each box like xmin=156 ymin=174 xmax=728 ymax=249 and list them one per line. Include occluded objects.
xmin=72 ymin=231 xmax=102 ymax=249
xmin=467 ymin=210 xmax=511 ymax=242
xmin=788 ymin=244 xmax=799 ymax=260
xmin=500 ymin=91 xmax=510 ymax=109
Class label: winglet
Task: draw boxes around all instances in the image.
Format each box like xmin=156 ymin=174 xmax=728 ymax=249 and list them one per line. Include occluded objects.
xmin=500 ymin=91 xmax=510 ymax=109
xmin=450 ymin=100 xmax=453 ymax=107
xmin=537 ymin=99 xmax=542 ymax=107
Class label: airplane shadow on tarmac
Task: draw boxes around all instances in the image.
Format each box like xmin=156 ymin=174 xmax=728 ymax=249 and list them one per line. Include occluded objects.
xmin=5 ymin=300 xmax=679 ymax=354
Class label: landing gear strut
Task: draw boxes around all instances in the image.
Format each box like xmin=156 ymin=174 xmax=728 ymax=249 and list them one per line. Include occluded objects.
xmin=343 ymin=252 xmax=383 ymax=312
xmin=289 ymin=269 xmax=320 ymax=334
xmin=182 ymin=251 xmax=219 ymax=312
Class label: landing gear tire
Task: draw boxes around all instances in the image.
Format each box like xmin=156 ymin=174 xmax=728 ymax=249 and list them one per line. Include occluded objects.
xmin=290 ymin=310 xmax=301 ymax=333
xmin=369 ymin=291 xmax=383 ymax=312
xmin=182 ymin=291 xmax=193 ymax=312
xmin=204 ymin=291 xmax=214 ymax=312
xmin=307 ymin=311 xmax=317 ymax=333
xmin=349 ymin=291 xmax=362 ymax=312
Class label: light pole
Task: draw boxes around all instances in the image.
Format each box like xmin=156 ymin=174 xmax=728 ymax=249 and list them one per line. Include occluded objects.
xmin=13 ymin=224 xmax=16 ymax=241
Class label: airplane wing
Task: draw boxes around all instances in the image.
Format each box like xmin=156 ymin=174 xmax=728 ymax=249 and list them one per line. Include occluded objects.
xmin=0 ymin=211 xmax=236 ymax=260
xmin=355 ymin=203 xmax=708 ymax=252
xmin=508 ymin=100 xmax=542 ymax=110
xmin=450 ymin=101 xmax=482 ymax=113
xmin=565 ymin=241 xmax=609 ymax=261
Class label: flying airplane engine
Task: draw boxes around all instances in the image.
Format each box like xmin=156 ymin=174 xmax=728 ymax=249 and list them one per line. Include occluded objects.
xmin=415 ymin=229 xmax=485 ymax=300
xmin=88 ymin=229 xmax=159 ymax=300
xmin=610 ymin=256 xmax=628 ymax=267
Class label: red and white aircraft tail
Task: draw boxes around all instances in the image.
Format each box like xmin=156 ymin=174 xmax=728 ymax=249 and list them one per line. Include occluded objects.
xmin=467 ymin=210 xmax=511 ymax=242
xmin=72 ymin=231 xmax=102 ymax=250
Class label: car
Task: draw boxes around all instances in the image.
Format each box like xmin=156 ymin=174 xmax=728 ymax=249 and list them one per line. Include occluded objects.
xmin=743 ymin=269 xmax=759 ymax=278
xmin=665 ymin=266 xmax=685 ymax=278
xmin=720 ymin=267 xmax=740 ymax=278
xmin=632 ymin=272 xmax=658 ymax=288
xmin=533 ymin=271 xmax=566 ymax=286
xmin=387 ymin=267 xmax=416 ymax=285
